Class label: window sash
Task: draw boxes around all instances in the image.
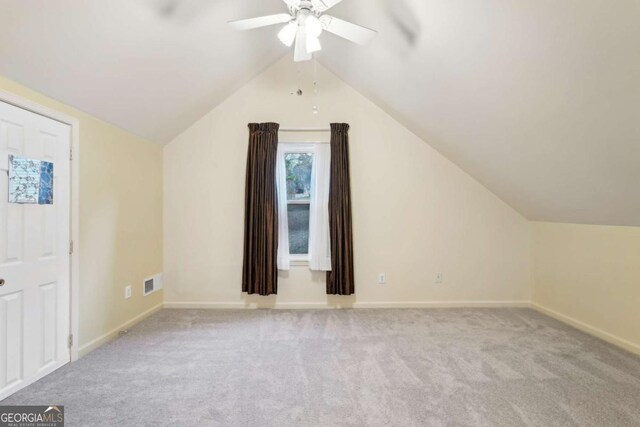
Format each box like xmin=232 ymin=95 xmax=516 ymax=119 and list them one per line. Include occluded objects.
xmin=287 ymin=199 xmax=310 ymax=205
xmin=282 ymin=144 xmax=316 ymax=259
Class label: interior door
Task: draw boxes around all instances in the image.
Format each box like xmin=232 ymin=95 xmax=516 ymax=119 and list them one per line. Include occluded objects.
xmin=0 ymin=100 xmax=71 ymax=401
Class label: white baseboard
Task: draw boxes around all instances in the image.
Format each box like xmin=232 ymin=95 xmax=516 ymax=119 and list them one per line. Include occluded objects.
xmin=352 ymin=301 xmax=531 ymax=308
xmin=163 ymin=300 xmax=531 ymax=310
xmin=531 ymin=303 xmax=640 ymax=356
xmin=164 ymin=301 xmax=347 ymax=309
xmin=78 ymin=303 xmax=163 ymax=358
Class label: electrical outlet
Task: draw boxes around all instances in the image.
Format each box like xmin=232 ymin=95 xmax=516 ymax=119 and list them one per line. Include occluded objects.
xmin=435 ymin=273 xmax=443 ymax=284
xmin=378 ymin=273 xmax=386 ymax=284
xmin=125 ymin=285 xmax=132 ymax=299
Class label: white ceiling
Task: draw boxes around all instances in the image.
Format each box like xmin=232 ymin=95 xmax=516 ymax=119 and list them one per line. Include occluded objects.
xmin=1 ymin=0 xmax=639 ymax=226
xmin=0 ymin=0 xmax=287 ymax=143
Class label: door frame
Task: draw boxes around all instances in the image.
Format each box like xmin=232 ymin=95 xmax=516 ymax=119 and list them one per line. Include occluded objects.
xmin=0 ymin=89 xmax=81 ymax=362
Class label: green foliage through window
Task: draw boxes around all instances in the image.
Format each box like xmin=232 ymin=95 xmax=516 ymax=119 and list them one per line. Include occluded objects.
xmin=285 ymin=153 xmax=313 ymax=201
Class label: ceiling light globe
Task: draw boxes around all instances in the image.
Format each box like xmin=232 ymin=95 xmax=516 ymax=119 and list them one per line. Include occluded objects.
xmin=307 ymin=35 xmax=322 ymax=53
xmin=278 ymin=22 xmax=298 ymax=47
xmin=305 ymin=15 xmax=323 ymax=38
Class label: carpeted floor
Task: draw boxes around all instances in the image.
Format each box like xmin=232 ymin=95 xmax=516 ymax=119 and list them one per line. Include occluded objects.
xmin=2 ymin=308 xmax=640 ymax=426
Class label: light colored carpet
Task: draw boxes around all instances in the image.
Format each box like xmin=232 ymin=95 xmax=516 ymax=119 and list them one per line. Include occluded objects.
xmin=2 ymin=308 xmax=640 ymax=426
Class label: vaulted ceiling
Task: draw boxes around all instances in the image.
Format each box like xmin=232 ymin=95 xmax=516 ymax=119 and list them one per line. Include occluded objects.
xmin=1 ymin=0 xmax=639 ymax=226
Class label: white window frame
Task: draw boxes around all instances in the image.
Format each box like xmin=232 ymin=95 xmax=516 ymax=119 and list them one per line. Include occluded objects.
xmin=280 ymin=142 xmax=318 ymax=264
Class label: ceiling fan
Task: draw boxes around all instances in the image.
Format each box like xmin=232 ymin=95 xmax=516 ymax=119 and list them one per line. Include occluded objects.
xmin=229 ymin=0 xmax=378 ymax=62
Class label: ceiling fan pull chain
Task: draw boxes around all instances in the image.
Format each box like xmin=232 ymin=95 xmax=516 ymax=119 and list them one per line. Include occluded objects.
xmin=313 ymin=57 xmax=318 ymax=95
xmin=313 ymin=57 xmax=319 ymax=114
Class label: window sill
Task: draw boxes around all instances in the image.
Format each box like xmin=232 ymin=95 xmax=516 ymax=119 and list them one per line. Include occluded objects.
xmin=289 ymin=258 xmax=309 ymax=267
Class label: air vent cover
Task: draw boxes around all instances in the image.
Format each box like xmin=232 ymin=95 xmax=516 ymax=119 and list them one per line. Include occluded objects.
xmin=143 ymin=273 xmax=163 ymax=296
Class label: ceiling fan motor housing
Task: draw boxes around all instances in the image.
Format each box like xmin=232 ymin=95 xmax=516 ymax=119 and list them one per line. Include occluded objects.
xmin=292 ymin=1 xmax=320 ymax=17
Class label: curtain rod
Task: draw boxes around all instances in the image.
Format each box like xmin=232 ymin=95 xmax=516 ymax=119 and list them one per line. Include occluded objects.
xmin=279 ymin=128 xmax=331 ymax=132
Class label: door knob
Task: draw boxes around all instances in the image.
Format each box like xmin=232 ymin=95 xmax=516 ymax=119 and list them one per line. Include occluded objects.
xmin=0 ymin=279 xmax=5 ymax=286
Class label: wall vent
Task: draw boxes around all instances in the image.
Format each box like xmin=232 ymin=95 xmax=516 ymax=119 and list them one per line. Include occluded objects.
xmin=143 ymin=273 xmax=163 ymax=296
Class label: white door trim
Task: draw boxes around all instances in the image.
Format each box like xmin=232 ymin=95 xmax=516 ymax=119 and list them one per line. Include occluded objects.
xmin=0 ymin=89 xmax=80 ymax=362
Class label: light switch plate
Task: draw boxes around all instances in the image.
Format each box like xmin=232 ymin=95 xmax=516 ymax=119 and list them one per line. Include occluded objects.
xmin=125 ymin=285 xmax=132 ymax=299
xmin=378 ymin=273 xmax=386 ymax=284
xmin=435 ymin=273 xmax=443 ymax=284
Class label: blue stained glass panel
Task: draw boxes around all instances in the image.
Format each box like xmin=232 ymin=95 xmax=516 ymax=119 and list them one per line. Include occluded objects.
xmin=38 ymin=160 xmax=54 ymax=204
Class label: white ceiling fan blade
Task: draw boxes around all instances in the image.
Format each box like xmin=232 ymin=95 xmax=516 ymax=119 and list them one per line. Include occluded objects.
xmin=282 ymin=0 xmax=301 ymax=8
xmin=320 ymin=15 xmax=377 ymax=45
xmin=294 ymin=31 xmax=312 ymax=62
xmin=314 ymin=0 xmax=345 ymax=12
xmin=228 ymin=14 xmax=291 ymax=31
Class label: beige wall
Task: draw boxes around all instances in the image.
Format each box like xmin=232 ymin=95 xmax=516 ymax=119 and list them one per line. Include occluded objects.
xmin=532 ymin=222 xmax=640 ymax=354
xmin=0 ymin=75 xmax=164 ymax=352
xmin=163 ymin=58 xmax=532 ymax=307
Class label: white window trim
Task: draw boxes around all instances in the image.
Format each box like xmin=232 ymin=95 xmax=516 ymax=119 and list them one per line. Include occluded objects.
xmin=280 ymin=142 xmax=317 ymax=153
xmin=289 ymin=256 xmax=310 ymax=266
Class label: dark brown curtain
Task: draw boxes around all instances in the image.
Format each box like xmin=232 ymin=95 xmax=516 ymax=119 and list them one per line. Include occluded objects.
xmin=326 ymin=123 xmax=355 ymax=295
xmin=242 ymin=123 xmax=279 ymax=296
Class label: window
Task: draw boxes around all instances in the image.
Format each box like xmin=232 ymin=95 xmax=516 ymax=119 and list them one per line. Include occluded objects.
xmin=285 ymin=152 xmax=314 ymax=255
xmin=276 ymin=140 xmax=330 ymax=270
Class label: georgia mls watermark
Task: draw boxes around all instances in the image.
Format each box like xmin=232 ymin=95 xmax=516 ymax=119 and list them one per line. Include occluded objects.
xmin=0 ymin=406 xmax=64 ymax=427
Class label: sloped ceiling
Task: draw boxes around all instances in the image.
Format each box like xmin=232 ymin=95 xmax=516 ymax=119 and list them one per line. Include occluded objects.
xmin=0 ymin=0 xmax=639 ymax=226
xmin=0 ymin=0 xmax=288 ymax=142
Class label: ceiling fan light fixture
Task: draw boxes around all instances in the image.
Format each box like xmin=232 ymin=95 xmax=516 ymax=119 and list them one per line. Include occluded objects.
xmin=278 ymin=21 xmax=298 ymax=47
xmin=305 ymin=15 xmax=323 ymax=38
xmin=306 ymin=34 xmax=322 ymax=53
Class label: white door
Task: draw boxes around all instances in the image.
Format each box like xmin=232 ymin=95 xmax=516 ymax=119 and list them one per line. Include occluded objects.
xmin=0 ymin=100 xmax=71 ymax=401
